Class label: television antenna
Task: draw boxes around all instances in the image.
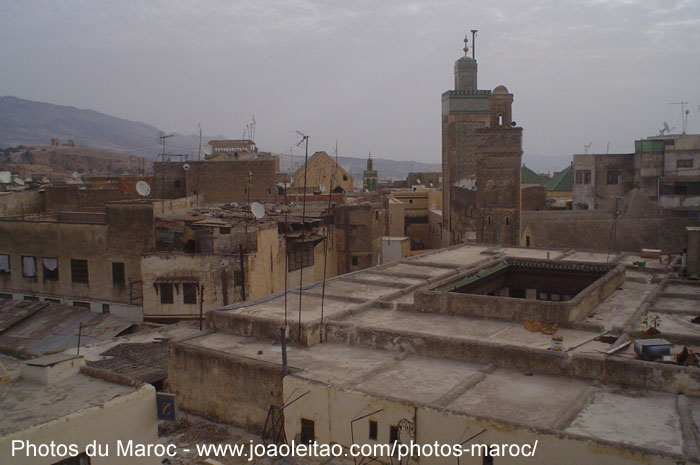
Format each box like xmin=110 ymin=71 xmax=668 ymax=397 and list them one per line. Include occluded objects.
xmin=135 ymin=180 xmax=151 ymax=199
xmin=670 ymin=101 xmax=689 ymax=134
xmin=584 ymin=141 xmax=593 ymax=154
xmin=159 ymin=132 xmax=174 ymax=160
xmin=250 ymin=202 xmax=265 ymax=219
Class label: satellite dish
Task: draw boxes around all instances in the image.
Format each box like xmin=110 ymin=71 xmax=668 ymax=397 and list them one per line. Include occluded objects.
xmin=136 ymin=181 xmax=151 ymax=197
xmin=72 ymin=171 xmax=80 ymax=179
xmin=183 ymin=163 xmax=191 ymax=171
xmin=417 ymin=178 xmax=421 ymax=184
xmin=250 ymin=202 xmax=266 ymax=219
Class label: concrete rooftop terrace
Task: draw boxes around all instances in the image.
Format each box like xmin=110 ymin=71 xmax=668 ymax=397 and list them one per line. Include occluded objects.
xmin=0 ymin=354 xmax=144 ymax=436
xmin=180 ymin=243 xmax=700 ymax=460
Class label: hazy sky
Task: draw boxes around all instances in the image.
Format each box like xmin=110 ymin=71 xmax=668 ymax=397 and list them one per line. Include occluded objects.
xmin=2 ymin=0 xmax=699 ymax=171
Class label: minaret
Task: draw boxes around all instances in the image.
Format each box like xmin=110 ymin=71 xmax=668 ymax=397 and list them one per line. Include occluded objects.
xmin=363 ymin=152 xmax=378 ymax=192
xmin=441 ymin=32 xmax=491 ymax=245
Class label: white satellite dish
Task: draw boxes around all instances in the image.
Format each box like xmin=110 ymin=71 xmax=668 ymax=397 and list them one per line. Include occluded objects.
xmin=72 ymin=171 xmax=80 ymax=179
xmin=136 ymin=180 xmax=151 ymax=197
xmin=183 ymin=163 xmax=191 ymax=171
xmin=417 ymin=178 xmax=421 ymax=184
xmin=250 ymin=202 xmax=266 ymax=219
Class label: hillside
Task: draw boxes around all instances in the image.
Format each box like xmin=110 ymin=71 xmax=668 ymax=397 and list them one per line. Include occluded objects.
xmin=278 ymin=154 xmax=441 ymax=181
xmin=0 ymin=95 xmax=441 ymax=180
xmin=1 ymin=145 xmax=152 ymax=179
xmin=0 ymin=96 xmax=214 ymax=158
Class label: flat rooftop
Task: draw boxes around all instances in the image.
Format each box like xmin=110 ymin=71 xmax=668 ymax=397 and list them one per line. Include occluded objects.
xmin=182 ymin=243 xmax=700 ymax=460
xmin=0 ymin=354 xmax=141 ymax=436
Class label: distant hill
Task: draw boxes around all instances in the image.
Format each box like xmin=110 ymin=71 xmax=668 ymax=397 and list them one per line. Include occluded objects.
xmin=0 ymin=96 xmax=215 ymax=158
xmin=0 ymin=96 xmax=441 ymax=180
xmin=0 ymin=145 xmax=153 ymax=179
xmin=278 ymin=154 xmax=441 ymax=181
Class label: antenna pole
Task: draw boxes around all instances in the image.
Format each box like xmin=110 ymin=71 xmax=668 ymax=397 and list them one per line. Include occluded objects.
xmin=670 ymin=101 xmax=690 ymax=134
xmin=471 ymin=30 xmax=478 ymax=60
xmin=296 ymin=131 xmax=309 ymax=343
xmin=197 ymin=124 xmax=202 ymax=206
xmin=319 ymin=141 xmax=337 ymax=343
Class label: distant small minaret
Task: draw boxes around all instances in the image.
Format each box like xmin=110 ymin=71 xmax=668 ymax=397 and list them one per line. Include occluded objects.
xmin=363 ymin=152 xmax=378 ymax=192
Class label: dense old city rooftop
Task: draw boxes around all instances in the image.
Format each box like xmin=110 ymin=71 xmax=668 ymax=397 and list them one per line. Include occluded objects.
xmin=171 ymin=243 xmax=700 ymax=463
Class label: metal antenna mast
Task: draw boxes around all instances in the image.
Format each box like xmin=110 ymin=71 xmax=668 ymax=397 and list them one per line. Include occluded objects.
xmin=670 ymin=101 xmax=690 ymax=134
xmin=584 ymin=141 xmax=593 ymax=154
xmin=295 ymin=131 xmax=310 ymax=343
xmin=319 ymin=141 xmax=338 ymax=342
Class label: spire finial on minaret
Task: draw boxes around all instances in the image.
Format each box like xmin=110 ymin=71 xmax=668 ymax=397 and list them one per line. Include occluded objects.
xmin=463 ymin=34 xmax=469 ymax=56
xmin=471 ymin=29 xmax=478 ymax=60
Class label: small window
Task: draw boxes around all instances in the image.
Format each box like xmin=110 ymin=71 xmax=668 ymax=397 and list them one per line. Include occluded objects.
xmin=300 ymin=418 xmax=315 ymax=444
xmin=219 ymin=227 xmax=231 ymax=234
xmin=0 ymin=254 xmax=10 ymax=275
xmin=575 ymin=170 xmax=591 ymax=185
xmin=102 ymin=304 xmax=110 ymax=314
xmin=183 ymin=283 xmax=197 ymax=304
xmin=343 ymin=175 xmax=348 ymax=181
xmin=498 ymin=114 xmax=503 ymax=126
xmin=369 ymin=420 xmax=378 ymax=440
xmin=677 ymin=159 xmax=693 ymax=168
xmin=45 ymin=298 xmax=60 ymax=303
xmin=22 ymin=256 xmax=37 ymax=278
xmin=71 ymin=259 xmax=89 ymax=283
xmin=389 ymin=425 xmax=399 ymax=455
xmin=112 ymin=262 xmax=125 ymax=289
xmin=487 ymin=215 xmax=492 ymax=225
xmin=73 ymin=301 xmax=91 ymax=309
xmin=174 ymin=180 xmax=181 ymax=188
xmin=351 ymin=256 xmax=359 ymax=267
xmin=505 ymin=216 xmax=510 ymax=226
xmin=0 ymin=293 xmax=12 ymax=300
xmin=160 ymin=283 xmax=174 ymax=304
xmin=288 ymin=243 xmax=315 ymax=272
xmin=23 ymin=295 xmax=39 ymax=301
xmin=42 ymin=257 xmax=59 ymax=281
xmin=607 ymin=170 xmax=619 ymax=185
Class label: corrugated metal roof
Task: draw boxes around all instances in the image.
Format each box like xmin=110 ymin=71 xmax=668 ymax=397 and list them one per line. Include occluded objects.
xmin=0 ymin=300 xmax=135 ymax=356
xmin=88 ymin=341 xmax=168 ymax=384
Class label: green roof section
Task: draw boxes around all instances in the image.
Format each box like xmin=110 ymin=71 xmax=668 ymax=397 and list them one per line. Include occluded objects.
xmin=521 ymin=165 xmax=547 ymax=186
xmin=545 ymin=163 xmax=573 ymax=192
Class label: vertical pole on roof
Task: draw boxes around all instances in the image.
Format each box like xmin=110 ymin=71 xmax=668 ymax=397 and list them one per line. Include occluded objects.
xmin=77 ymin=323 xmax=82 ymax=355
xmin=296 ymin=132 xmax=309 ymax=343
xmin=239 ymin=243 xmax=246 ymax=301
xmin=319 ymin=141 xmax=338 ymax=343
xmin=199 ymin=284 xmax=205 ymax=331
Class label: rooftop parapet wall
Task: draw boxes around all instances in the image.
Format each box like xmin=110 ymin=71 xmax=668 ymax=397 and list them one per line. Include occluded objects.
xmin=167 ymin=337 xmax=284 ymax=434
xmin=414 ymin=259 xmax=624 ymax=325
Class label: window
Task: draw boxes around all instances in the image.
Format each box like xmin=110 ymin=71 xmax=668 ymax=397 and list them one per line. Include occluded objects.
xmin=369 ymin=420 xmax=378 ymax=440
xmin=71 ymin=259 xmax=89 ymax=283
xmin=219 ymin=227 xmax=231 ymax=234
xmin=0 ymin=254 xmax=9 ymax=275
xmin=389 ymin=425 xmax=399 ymax=455
xmin=343 ymin=175 xmax=348 ymax=181
xmin=102 ymin=304 xmax=110 ymax=314
xmin=112 ymin=262 xmax=125 ymax=289
xmin=606 ymin=170 xmax=619 ymax=185
xmin=23 ymin=295 xmax=39 ymax=301
xmin=160 ymin=283 xmax=174 ymax=304
xmin=288 ymin=244 xmax=314 ymax=272
xmin=575 ymin=170 xmax=591 ymax=185
xmin=22 ymin=256 xmax=37 ymax=278
xmin=351 ymin=256 xmax=359 ymax=267
xmin=505 ymin=216 xmax=510 ymax=226
xmin=45 ymin=298 xmax=60 ymax=303
xmin=300 ymin=418 xmax=315 ymax=444
xmin=73 ymin=301 xmax=90 ymax=309
xmin=677 ymin=159 xmax=693 ymax=168
xmin=0 ymin=293 xmax=12 ymax=300
xmin=174 ymin=180 xmax=181 ymax=188
xmin=183 ymin=283 xmax=197 ymax=304
xmin=42 ymin=257 xmax=59 ymax=281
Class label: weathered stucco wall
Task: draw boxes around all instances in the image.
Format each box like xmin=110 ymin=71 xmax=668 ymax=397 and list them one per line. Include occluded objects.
xmin=0 ymin=190 xmax=44 ymax=217
xmin=168 ymin=341 xmax=283 ymax=433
